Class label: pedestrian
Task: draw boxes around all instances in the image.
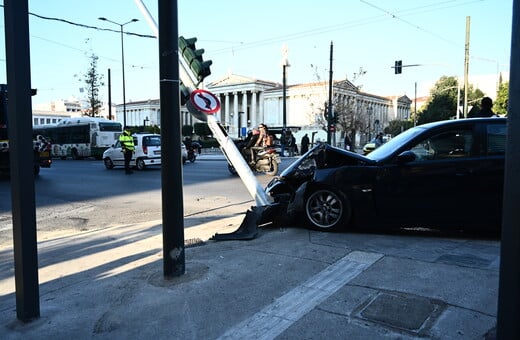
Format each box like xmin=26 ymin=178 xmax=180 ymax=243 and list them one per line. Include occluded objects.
xmin=119 ymin=126 xmax=135 ymax=174
xmin=300 ymin=133 xmax=310 ymax=154
xmin=374 ymin=132 xmax=384 ymax=148
xmin=291 ymin=134 xmax=298 ymax=155
xmin=286 ymin=131 xmax=294 ymax=156
xmin=344 ymin=133 xmax=352 ymax=151
xmin=469 ymin=97 xmax=496 ymax=118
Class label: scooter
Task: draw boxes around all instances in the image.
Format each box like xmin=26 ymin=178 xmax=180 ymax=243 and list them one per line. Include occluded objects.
xmin=187 ymin=141 xmax=201 ymax=163
xmin=227 ymin=144 xmax=281 ymax=176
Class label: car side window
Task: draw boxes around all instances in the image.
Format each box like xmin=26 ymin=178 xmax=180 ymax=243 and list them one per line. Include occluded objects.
xmin=486 ymin=124 xmax=506 ymax=155
xmin=409 ymin=128 xmax=473 ymax=161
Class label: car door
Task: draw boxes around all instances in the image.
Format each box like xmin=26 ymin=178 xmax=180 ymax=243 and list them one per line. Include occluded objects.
xmin=468 ymin=121 xmax=506 ymax=228
xmin=110 ymin=140 xmax=125 ymax=166
xmin=374 ymin=124 xmax=479 ymax=228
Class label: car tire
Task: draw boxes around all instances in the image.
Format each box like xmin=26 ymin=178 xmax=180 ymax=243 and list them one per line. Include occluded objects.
xmin=136 ymin=158 xmax=146 ymax=170
xmin=103 ymin=157 xmax=114 ymax=170
xmin=304 ymin=186 xmax=350 ymax=231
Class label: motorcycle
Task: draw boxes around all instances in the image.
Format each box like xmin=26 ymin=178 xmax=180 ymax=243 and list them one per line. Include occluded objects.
xmin=186 ymin=141 xmax=201 ymax=163
xmin=227 ymin=143 xmax=281 ymax=176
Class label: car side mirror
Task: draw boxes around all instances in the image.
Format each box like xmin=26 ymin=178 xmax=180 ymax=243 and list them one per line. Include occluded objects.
xmin=397 ymin=150 xmax=416 ymax=164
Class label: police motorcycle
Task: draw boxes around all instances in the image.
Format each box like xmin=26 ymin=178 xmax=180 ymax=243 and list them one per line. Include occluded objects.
xmin=226 ymin=134 xmax=281 ymax=176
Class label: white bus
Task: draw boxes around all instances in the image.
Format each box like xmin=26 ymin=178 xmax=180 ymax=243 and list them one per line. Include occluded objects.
xmin=33 ymin=117 xmax=123 ymax=160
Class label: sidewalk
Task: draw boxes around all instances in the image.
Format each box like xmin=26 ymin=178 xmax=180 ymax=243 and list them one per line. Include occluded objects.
xmin=0 ymin=214 xmax=499 ymax=339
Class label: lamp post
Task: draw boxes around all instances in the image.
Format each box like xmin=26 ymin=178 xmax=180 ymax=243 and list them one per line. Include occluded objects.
xmin=98 ymin=17 xmax=138 ymax=127
xmin=281 ymin=44 xmax=290 ymax=156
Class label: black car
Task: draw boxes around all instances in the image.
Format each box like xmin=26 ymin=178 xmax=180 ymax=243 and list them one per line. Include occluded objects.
xmin=265 ymin=118 xmax=507 ymax=232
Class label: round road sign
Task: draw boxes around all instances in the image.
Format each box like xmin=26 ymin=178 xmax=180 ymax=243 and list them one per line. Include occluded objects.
xmin=189 ymin=89 xmax=221 ymax=114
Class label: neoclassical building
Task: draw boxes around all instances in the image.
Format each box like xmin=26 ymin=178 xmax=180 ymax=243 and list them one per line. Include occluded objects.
xmin=207 ymin=74 xmax=411 ymax=143
xmin=114 ymin=73 xmax=411 ymax=145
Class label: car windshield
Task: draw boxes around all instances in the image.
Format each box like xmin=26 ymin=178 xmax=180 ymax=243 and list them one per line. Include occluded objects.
xmin=365 ymin=126 xmax=425 ymax=161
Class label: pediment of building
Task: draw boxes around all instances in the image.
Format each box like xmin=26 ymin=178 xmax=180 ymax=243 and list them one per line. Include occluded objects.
xmin=207 ymin=73 xmax=278 ymax=89
xmin=334 ymin=79 xmax=359 ymax=92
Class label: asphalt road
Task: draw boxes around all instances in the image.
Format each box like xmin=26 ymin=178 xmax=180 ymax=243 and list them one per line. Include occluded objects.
xmin=0 ymin=156 xmax=498 ymax=247
xmin=0 ymin=157 xmax=279 ymax=247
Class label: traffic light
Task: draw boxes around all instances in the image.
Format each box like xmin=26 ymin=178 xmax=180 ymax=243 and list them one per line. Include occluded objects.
xmin=394 ymin=60 xmax=402 ymax=74
xmin=178 ymin=36 xmax=212 ymax=83
xmin=179 ymin=82 xmax=190 ymax=106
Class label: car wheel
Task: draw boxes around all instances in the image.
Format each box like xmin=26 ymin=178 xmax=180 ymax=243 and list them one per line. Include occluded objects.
xmin=136 ymin=158 xmax=146 ymax=170
xmin=304 ymin=186 xmax=350 ymax=231
xmin=103 ymin=157 xmax=114 ymax=169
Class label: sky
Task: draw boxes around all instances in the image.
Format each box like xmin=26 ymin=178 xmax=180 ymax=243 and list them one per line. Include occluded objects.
xmin=0 ymin=0 xmax=514 ymax=106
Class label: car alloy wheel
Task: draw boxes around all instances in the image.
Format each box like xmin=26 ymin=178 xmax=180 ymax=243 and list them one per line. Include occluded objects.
xmin=305 ymin=187 xmax=349 ymax=231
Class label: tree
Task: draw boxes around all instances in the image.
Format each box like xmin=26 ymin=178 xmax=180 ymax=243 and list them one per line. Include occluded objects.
xmin=417 ymin=76 xmax=484 ymax=124
xmin=81 ymin=53 xmax=104 ymax=117
xmin=182 ymin=125 xmax=193 ymax=137
xmin=494 ymin=81 xmax=509 ymax=116
xmin=193 ymin=122 xmax=212 ymax=138
xmin=386 ymin=120 xmax=413 ymax=136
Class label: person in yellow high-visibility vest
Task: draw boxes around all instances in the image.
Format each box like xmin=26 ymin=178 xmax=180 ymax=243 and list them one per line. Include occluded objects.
xmin=119 ymin=127 xmax=135 ymax=174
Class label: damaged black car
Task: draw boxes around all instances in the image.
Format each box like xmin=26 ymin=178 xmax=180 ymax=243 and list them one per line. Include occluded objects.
xmin=265 ymin=118 xmax=506 ymax=232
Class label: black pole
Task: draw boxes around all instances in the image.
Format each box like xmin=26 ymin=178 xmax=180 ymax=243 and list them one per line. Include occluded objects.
xmin=120 ymin=24 xmax=127 ymax=127
xmin=497 ymin=0 xmax=520 ymax=337
xmin=108 ymin=68 xmax=112 ymax=120
xmin=282 ymin=64 xmax=287 ymax=154
xmin=4 ymin=0 xmax=40 ymax=321
xmin=158 ymin=0 xmax=185 ymax=277
xmin=283 ymin=64 xmax=287 ymax=129
xmin=327 ymin=41 xmax=333 ymax=145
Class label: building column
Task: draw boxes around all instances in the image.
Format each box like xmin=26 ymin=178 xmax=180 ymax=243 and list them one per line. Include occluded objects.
xmin=258 ymin=91 xmax=264 ymax=124
xmin=251 ymin=91 xmax=257 ymax=128
xmin=241 ymin=90 xmax=248 ymax=132
xmin=233 ymin=92 xmax=238 ymax=136
xmin=224 ymin=93 xmax=230 ymax=126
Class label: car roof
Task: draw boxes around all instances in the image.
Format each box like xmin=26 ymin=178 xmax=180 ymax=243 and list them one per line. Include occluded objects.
xmin=419 ymin=117 xmax=506 ymax=129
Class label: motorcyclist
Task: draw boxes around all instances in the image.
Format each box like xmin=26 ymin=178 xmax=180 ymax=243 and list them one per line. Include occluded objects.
xmin=242 ymin=128 xmax=260 ymax=164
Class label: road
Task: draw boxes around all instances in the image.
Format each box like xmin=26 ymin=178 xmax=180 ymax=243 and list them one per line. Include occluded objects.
xmin=1 ymin=155 xmax=499 ymax=246
xmin=0 ymin=157 xmax=281 ymax=247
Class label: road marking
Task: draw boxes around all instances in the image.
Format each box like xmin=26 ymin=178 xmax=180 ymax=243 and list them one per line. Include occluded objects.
xmin=217 ymin=251 xmax=383 ymax=340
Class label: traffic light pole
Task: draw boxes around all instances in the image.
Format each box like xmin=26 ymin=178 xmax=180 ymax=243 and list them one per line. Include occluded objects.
xmin=136 ymin=0 xmax=271 ymax=243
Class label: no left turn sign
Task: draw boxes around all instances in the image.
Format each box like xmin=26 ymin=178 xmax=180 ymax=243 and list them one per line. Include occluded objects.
xmin=189 ymin=89 xmax=221 ymax=114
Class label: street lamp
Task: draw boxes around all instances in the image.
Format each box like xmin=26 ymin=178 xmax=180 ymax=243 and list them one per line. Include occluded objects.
xmin=281 ymin=44 xmax=290 ymax=156
xmin=98 ymin=17 xmax=138 ymax=127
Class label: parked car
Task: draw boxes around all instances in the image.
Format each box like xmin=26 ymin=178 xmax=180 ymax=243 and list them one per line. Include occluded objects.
xmin=265 ymin=118 xmax=506 ymax=232
xmin=362 ymin=134 xmax=391 ymax=155
xmin=103 ymin=133 xmax=162 ymax=170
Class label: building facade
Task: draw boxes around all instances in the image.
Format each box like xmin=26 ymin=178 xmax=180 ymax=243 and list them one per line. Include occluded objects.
xmin=112 ymin=73 xmax=412 ymax=146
